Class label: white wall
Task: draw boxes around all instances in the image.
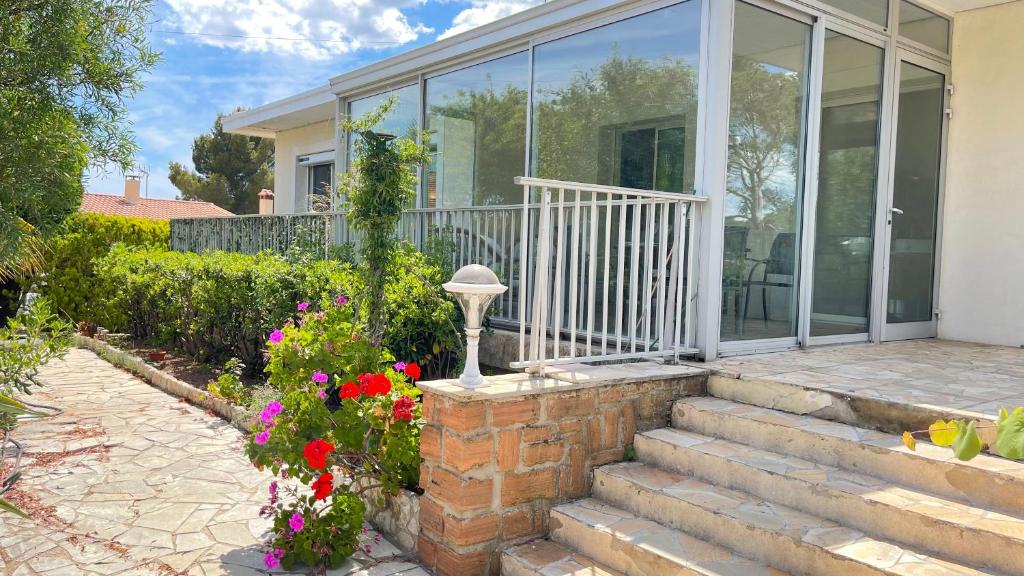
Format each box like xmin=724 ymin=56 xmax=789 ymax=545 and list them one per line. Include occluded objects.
xmin=938 ymin=0 xmax=1024 ymax=347
xmin=272 ymin=120 xmax=336 ymax=214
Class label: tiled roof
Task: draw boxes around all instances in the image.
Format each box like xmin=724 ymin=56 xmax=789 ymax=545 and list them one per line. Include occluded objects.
xmin=80 ymin=193 xmax=234 ymax=220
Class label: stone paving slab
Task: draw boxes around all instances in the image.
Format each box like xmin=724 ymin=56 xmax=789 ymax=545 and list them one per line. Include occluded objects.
xmin=0 ymin=348 xmax=425 ymax=576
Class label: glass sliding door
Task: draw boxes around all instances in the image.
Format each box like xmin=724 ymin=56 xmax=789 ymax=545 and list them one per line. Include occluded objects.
xmin=720 ymin=2 xmax=811 ymax=344
xmin=883 ymin=55 xmax=947 ymax=339
xmin=810 ymin=32 xmax=884 ymax=338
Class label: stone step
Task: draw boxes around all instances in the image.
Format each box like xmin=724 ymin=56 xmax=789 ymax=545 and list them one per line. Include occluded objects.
xmin=671 ymin=396 xmax=1024 ymax=515
xmin=501 ymin=540 xmax=625 ymax=576
xmin=593 ymin=462 xmax=1002 ymax=576
xmin=549 ymin=499 xmax=788 ymax=576
xmin=635 ymin=427 xmax=1024 ymax=574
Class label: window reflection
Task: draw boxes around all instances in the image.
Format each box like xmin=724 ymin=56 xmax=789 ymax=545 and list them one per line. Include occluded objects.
xmin=347 ymin=84 xmax=421 ymax=168
xmin=530 ymin=1 xmax=701 ymax=193
xmin=721 ymin=2 xmax=811 ymax=342
xmin=899 ymin=1 xmax=950 ymax=53
xmin=424 ymin=52 xmax=529 ymax=207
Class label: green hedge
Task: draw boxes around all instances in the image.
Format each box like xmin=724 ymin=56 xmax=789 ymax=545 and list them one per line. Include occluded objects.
xmin=94 ymin=245 xmax=462 ymax=377
xmin=41 ymin=212 xmax=169 ymax=323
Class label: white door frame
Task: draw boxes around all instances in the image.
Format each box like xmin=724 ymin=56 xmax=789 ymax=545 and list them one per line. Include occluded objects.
xmin=875 ymin=48 xmax=950 ymax=342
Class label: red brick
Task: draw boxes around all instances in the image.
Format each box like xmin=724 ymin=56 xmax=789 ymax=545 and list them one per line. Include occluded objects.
xmin=491 ymin=398 xmax=540 ymax=427
xmin=522 ymin=424 xmax=557 ymax=443
xmin=587 ymin=416 xmax=604 ymax=452
xmin=560 ymin=445 xmax=587 ymax=498
xmin=557 ymin=420 xmax=585 ymax=444
xmin=427 ymin=467 xmax=493 ymax=512
xmin=435 ymin=399 xmax=488 ymax=434
xmin=501 ymin=508 xmax=544 ymax=540
xmin=497 ymin=429 xmax=520 ymax=471
xmin=546 ymin=391 xmax=597 ymax=420
xmin=591 ymin=447 xmax=625 ymax=466
xmin=445 ymin=513 xmax=499 ymax=546
xmin=501 ymin=468 xmax=557 ymax=506
xmin=622 ymin=402 xmax=637 ymax=443
xmin=436 ymin=545 xmax=489 ymax=576
xmin=443 ymin=430 xmax=492 ymax=472
xmin=422 ymin=393 xmax=437 ymax=420
xmin=419 ymin=496 xmax=445 ymax=537
xmin=603 ymin=409 xmax=619 ymax=448
xmin=420 ymin=425 xmax=442 ymax=463
xmin=417 ymin=534 xmax=438 ymax=571
xmin=522 ymin=441 xmax=565 ymax=466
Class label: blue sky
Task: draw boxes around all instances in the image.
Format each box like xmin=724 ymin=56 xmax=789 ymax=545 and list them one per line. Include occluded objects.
xmin=86 ymin=0 xmax=540 ymax=200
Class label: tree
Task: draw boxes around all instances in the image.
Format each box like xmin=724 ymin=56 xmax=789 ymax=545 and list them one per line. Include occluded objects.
xmin=0 ymin=0 xmax=159 ymax=272
xmin=169 ymin=113 xmax=274 ymax=214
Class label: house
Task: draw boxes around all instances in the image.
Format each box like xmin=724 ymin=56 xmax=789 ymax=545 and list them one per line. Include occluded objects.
xmin=221 ymin=0 xmax=1023 ymax=366
xmin=82 ymin=176 xmax=234 ymax=219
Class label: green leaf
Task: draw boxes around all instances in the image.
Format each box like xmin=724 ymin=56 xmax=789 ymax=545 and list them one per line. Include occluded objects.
xmin=995 ymin=407 xmax=1024 ymax=459
xmin=0 ymin=498 xmax=28 ymax=518
xmin=952 ymin=420 xmax=984 ymax=461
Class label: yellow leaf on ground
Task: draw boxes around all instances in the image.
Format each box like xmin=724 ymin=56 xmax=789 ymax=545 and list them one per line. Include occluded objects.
xmin=902 ymin=431 xmax=917 ymax=451
xmin=929 ymin=420 xmax=958 ymax=446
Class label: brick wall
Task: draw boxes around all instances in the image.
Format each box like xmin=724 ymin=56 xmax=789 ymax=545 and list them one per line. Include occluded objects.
xmin=416 ymin=372 xmax=705 ymax=575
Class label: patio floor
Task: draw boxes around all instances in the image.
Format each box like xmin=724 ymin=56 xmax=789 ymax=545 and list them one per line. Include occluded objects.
xmin=702 ymin=339 xmax=1024 ymax=419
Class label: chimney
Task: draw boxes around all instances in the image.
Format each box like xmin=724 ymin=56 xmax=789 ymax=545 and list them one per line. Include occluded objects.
xmin=124 ymin=175 xmax=141 ymax=204
xmin=258 ymin=189 xmax=275 ymax=215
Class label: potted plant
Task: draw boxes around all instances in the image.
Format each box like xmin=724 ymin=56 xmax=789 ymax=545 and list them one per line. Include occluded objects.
xmin=148 ymin=350 xmax=167 ymax=362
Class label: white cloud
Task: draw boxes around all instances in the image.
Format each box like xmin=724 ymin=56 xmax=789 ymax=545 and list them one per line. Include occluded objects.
xmin=438 ymin=0 xmax=541 ymax=40
xmin=162 ymin=0 xmax=433 ymax=60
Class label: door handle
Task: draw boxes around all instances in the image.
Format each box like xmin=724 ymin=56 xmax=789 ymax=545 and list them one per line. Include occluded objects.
xmin=890 ymin=207 xmax=904 ymax=215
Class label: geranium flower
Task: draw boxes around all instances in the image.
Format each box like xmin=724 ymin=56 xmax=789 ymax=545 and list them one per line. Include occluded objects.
xmin=364 ymin=373 xmax=391 ymax=397
xmin=311 ymin=472 xmax=334 ymax=500
xmin=268 ymin=481 xmax=278 ymax=505
xmin=259 ymin=401 xmax=283 ymax=425
xmin=297 ymin=301 xmax=310 ymax=312
xmin=263 ymin=551 xmax=280 ymax=569
xmin=316 ymin=388 xmax=327 ymax=400
xmin=335 ymin=295 xmax=348 ymax=305
xmin=393 ymin=396 xmax=415 ymax=421
xmin=268 ymin=330 xmax=284 ymax=345
xmin=289 ymin=512 xmax=304 ymax=534
xmin=254 ymin=428 xmax=271 ymax=445
xmin=339 ymin=382 xmax=360 ymax=400
xmin=404 ymin=362 xmax=421 ymax=381
xmin=392 ymin=361 xmax=407 ymax=371
xmin=312 ymin=370 xmax=329 ymax=384
xmin=303 ymin=439 xmax=335 ymax=470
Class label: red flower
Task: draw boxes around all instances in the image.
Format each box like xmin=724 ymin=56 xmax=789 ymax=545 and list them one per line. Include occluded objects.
xmin=311 ymin=472 xmax=334 ymax=500
xmin=364 ymin=373 xmax=392 ymax=397
xmin=339 ymin=381 xmax=360 ymax=400
xmin=403 ymin=362 xmax=421 ymax=381
xmin=393 ymin=396 xmax=415 ymax=421
xmin=303 ymin=439 xmax=335 ymax=470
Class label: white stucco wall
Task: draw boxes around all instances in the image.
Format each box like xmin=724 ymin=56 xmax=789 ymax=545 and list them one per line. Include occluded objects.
xmin=272 ymin=120 xmax=336 ymax=214
xmin=938 ymin=0 xmax=1024 ymax=347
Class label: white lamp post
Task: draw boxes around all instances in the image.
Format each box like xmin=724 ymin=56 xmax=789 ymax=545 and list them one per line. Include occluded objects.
xmin=443 ymin=264 xmax=508 ymax=389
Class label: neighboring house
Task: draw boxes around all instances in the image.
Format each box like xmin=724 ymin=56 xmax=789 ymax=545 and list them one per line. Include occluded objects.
xmin=82 ymin=176 xmax=234 ymax=219
xmin=221 ymin=0 xmax=1024 ymax=360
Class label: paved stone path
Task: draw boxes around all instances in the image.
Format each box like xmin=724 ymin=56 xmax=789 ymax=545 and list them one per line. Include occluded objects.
xmin=0 ymin=348 xmax=426 ymax=576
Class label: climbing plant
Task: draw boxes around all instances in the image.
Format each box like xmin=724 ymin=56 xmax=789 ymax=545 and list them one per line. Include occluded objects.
xmin=903 ymin=408 xmax=1024 ymax=461
xmin=337 ymin=96 xmax=430 ymax=345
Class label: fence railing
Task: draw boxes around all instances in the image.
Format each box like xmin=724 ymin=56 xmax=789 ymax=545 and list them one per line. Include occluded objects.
xmin=511 ymin=177 xmax=707 ymax=373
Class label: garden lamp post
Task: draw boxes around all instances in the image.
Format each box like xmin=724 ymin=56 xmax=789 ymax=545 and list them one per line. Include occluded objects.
xmin=443 ymin=265 xmax=507 ymax=389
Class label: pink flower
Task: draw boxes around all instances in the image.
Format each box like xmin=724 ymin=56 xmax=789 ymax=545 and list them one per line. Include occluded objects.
xmin=312 ymin=370 xmax=329 ymax=384
xmin=259 ymin=401 xmax=283 ymax=425
xmin=263 ymin=551 xmax=280 ymax=569
xmin=268 ymin=330 xmax=284 ymax=344
xmin=392 ymin=361 xmax=407 ymax=371
xmin=254 ymin=428 xmax=270 ymax=445
xmin=297 ymin=301 xmax=310 ymax=312
xmin=289 ymin=512 xmax=304 ymax=534
xmin=316 ymin=388 xmax=327 ymax=400
xmin=335 ymin=295 xmax=348 ymax=305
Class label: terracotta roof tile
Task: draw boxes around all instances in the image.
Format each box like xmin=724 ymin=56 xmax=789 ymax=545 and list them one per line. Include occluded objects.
xmin=80 ymin=193 xmax=234 ymax=220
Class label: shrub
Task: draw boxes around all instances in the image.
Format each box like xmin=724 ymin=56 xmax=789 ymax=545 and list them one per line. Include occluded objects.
xmin=245 ymin=298 xmax=422 ymax=570
xmin=41 ymin=212 xmax=169 ymax=323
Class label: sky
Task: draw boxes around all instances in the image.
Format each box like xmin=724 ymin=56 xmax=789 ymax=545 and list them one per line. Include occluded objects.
xmin=85 ymin=0 xmax=542 ymax=200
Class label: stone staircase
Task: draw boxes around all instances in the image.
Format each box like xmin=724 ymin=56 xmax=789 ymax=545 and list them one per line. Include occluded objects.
xmin=502 ymin=379 xmax=1024 ymax=576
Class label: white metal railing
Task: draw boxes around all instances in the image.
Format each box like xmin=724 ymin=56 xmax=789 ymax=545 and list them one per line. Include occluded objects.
xmin=511 ymin=177 xmax=707 ymax=372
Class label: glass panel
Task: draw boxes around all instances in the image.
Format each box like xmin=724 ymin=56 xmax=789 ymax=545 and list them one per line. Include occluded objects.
xmin=309 ymin=163 xmax=333 ymax=196
xmin=887 ymin=62 xmax=944 ymax=324
xmin=721 ymin=2 xmax=811 ymax=342
xmin=899 ymin=1 xmax=950 ymax=53
xmin=347 ymin=84 xmax=421 ymax=165
xmin=810 ymin=33 xmax=884 ymax=337
xmin=424 ymin=52 xmax=528 ymax=208
xmin=818 ymin=0 xmax=888 ymax=26
xmin=530 ymin=1 xmax=701 ymax=193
